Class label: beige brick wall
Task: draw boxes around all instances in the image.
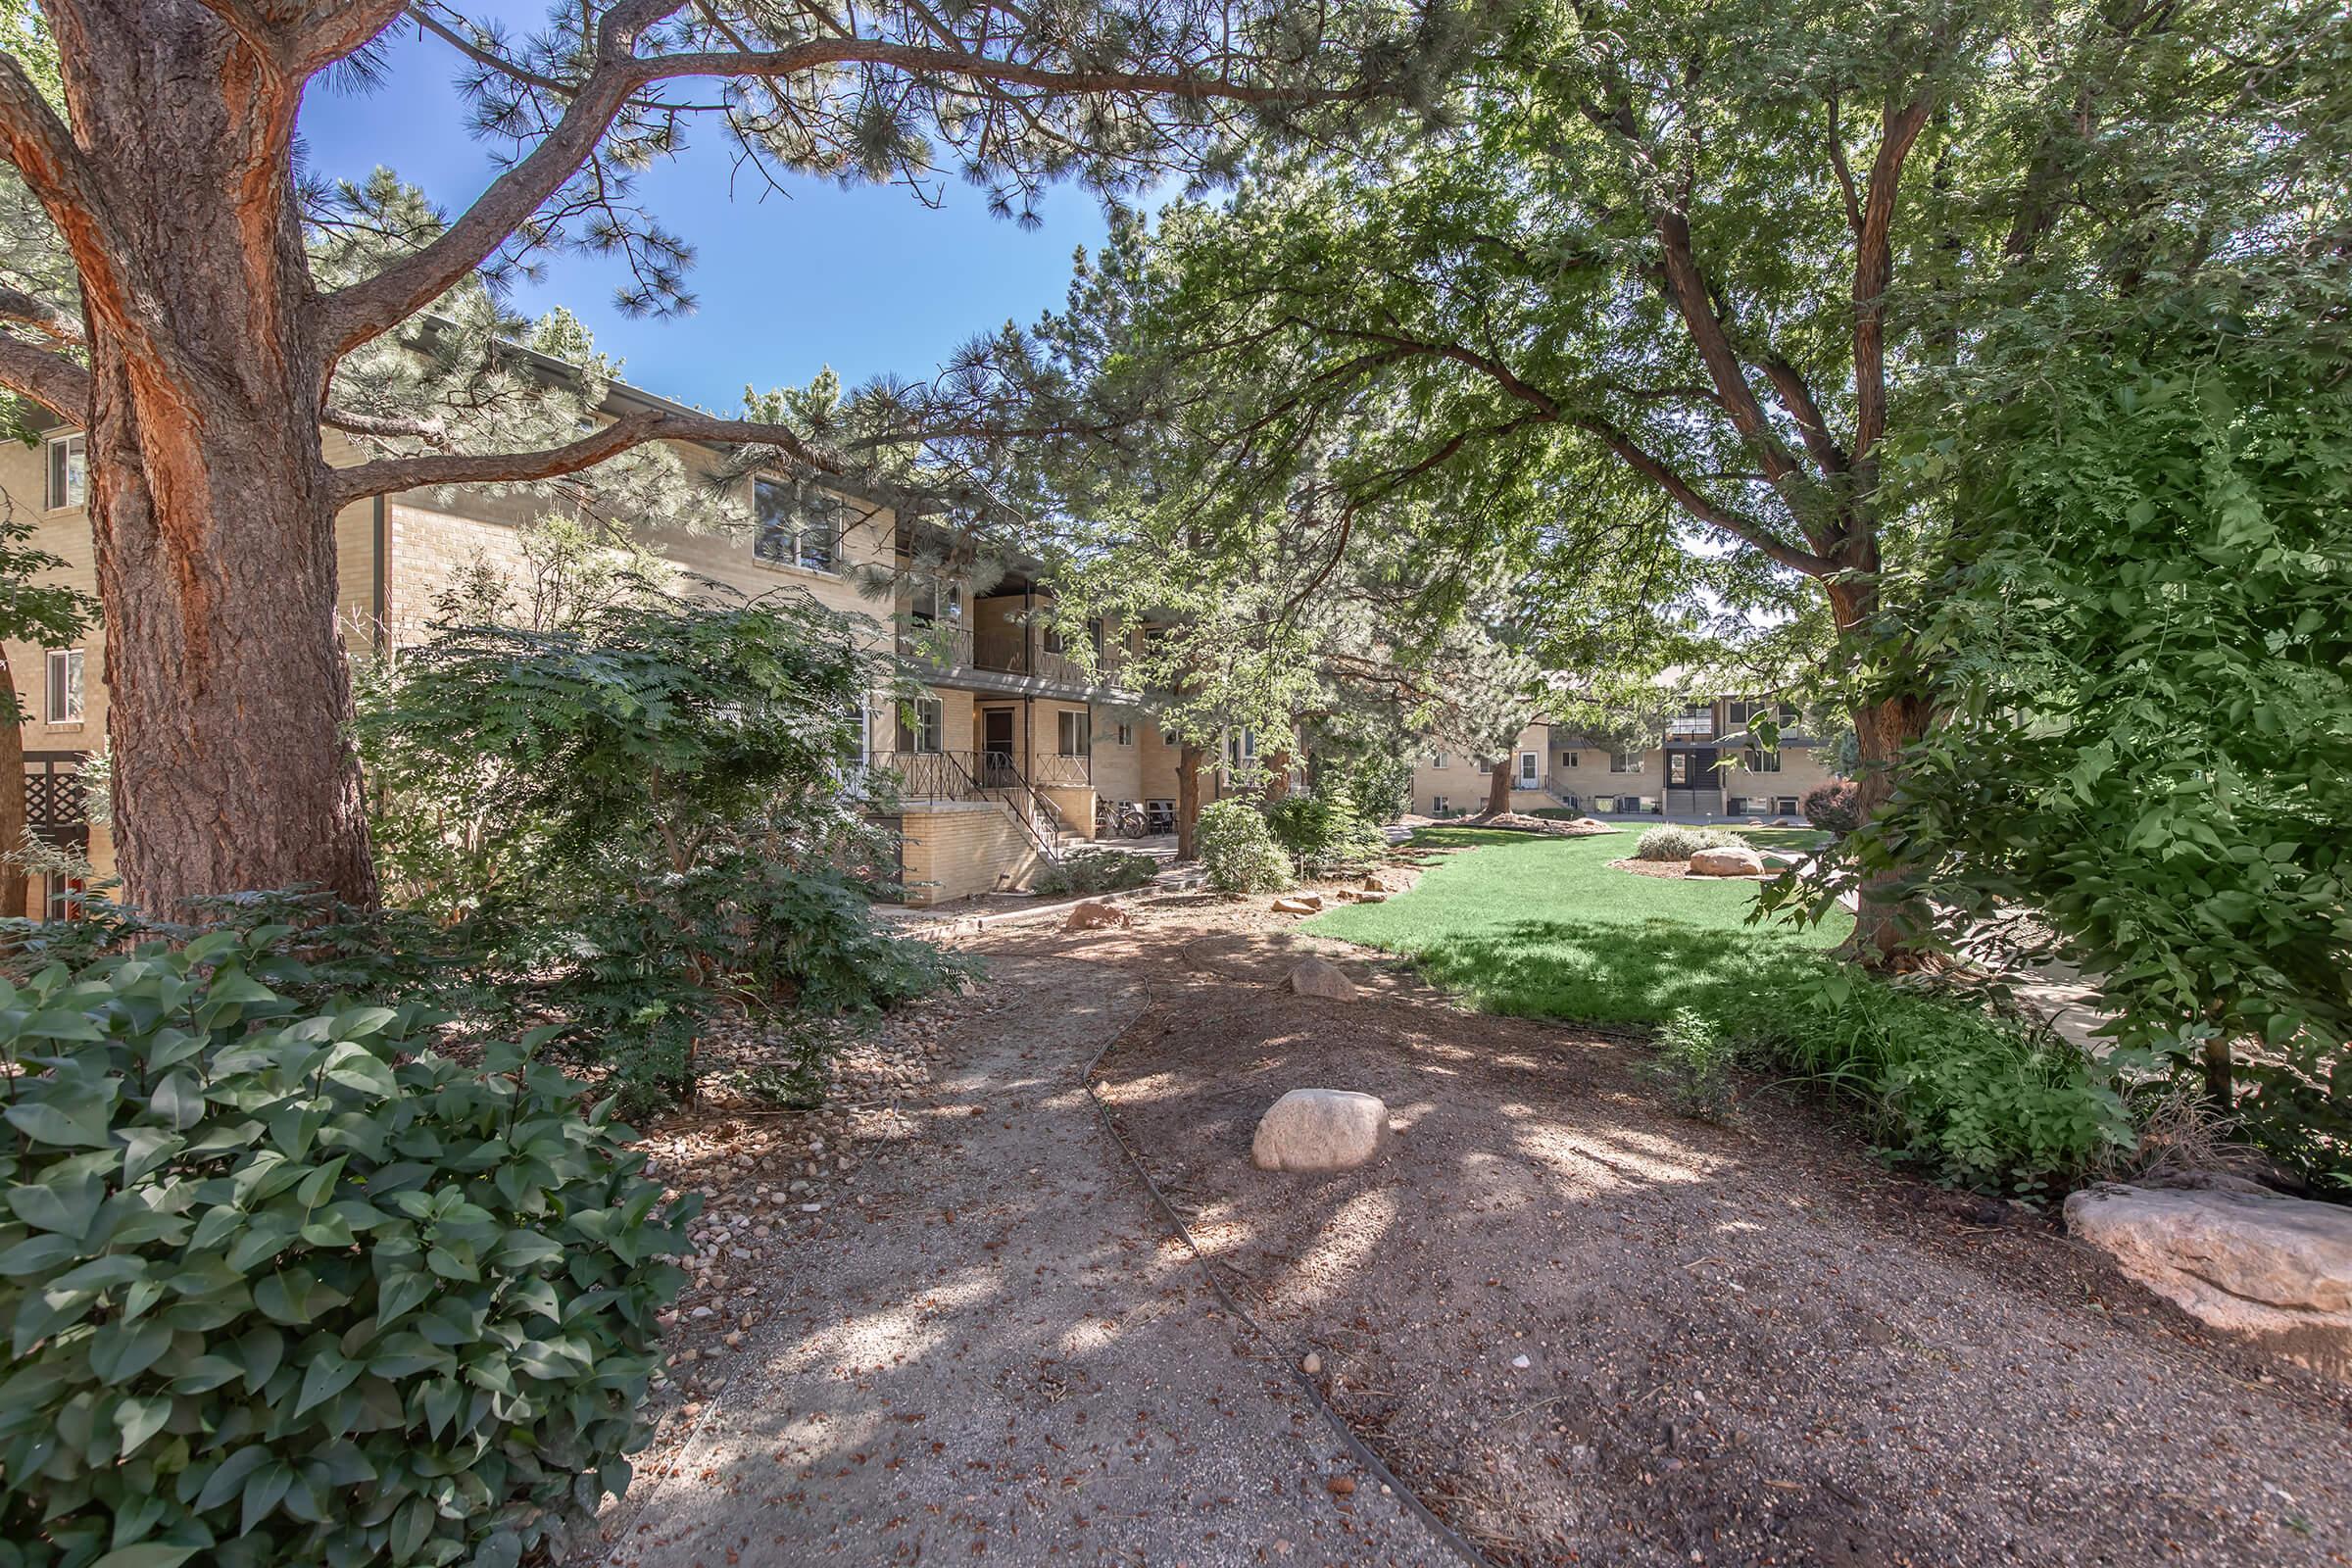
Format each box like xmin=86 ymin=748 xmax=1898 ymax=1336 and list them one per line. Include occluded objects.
xmin=897 ymin=801 xmax=1038 ymax=904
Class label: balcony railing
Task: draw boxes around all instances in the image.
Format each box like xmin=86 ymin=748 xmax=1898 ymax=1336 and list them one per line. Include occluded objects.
xmin=1028 ymin=753 xmax=1092 ymax=788
xmin=864 ymin=750 xmax=987 ymax=803
xmin=898 ymin=621 xmax=1114 ymax=691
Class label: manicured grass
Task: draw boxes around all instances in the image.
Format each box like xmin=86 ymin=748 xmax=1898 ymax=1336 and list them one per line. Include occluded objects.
xmin=1309 ymin=826 xmax=1851 ymax=1026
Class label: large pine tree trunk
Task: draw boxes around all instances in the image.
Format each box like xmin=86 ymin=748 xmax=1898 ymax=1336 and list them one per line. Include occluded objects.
xmin=1485 ymin=759 xmax=1511 ymax=815
xmin=64 ymin=0 xmax=376 ymax=915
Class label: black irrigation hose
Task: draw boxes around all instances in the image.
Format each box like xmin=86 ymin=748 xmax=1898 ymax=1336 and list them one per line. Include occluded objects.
xmin=1078 ymin=967 xmax=1501 ymax=1568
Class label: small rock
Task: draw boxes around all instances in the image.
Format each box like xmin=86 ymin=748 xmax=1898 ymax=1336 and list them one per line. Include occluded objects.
xmin=1300 ymin=1351 xmax=1322 ymax=1376
xmin=1511 ymin=1354 xmax=1532 ymax=1370
xmin=1270 ymin=893 xmax=1326 ymax=914
xmin=1251 ymin=1089 xmax=1394 ymax=1174
xmin=1063 ymin=899 xmax=1131 ymax=932
xmin=1327 ymin=1476 xmax=1355 ymax=1497
xmin=1288 ymin=957 xmax=1358 ymax=1001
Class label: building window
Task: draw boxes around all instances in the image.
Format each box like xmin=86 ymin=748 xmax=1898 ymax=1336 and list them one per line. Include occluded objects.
xmin=1429 ymin=752 xmax=1446 ymax=769
xmin=1432 ymin=795 xmax=1449 ymax=816
xmin=1560 ymin=752 xmax=1578 ymax=769
xmin=1668 ymin=753 xmax=1689 ymax=785
xmin=44 ymin=648 xmax=82 ymax=723
xmin=1042 ymin=621 xmax=1066 ymax=656
xmin=753 ymin=478 xmax=842 ymax=573
xmin=45 ymin=434 xmax=85 ymax=511
xmin=1227 ymin=728 xmax=1256 ymax=767
xmin=910 ymin=578 xmax=959 ymax=625
xmin=1745 ymin=747 xmax=1784 ymax=773
xmin=1608 ymin=749 xmax=1639 ymax=773
xmin=897 ymin=696 xmax=943 ymax=754
xmin=1115 ymin=722 xmax=1134 ymax=746
xmin=1056 ymin=710 xmax=1092 ymax=757
xmin=1160 ymin=728 xmax=1178 ymax=746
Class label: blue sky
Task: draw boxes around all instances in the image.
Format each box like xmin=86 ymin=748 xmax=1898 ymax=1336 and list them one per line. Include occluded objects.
xmin=297 ymin=10 xmax=1115 ymax=411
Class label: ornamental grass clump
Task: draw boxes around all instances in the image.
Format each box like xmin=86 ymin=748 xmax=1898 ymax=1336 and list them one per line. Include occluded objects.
xmin=1634 ymin=825 xmax=1745 ymax=862
xmin=0 ymin=929 xmax=691 ymax=1568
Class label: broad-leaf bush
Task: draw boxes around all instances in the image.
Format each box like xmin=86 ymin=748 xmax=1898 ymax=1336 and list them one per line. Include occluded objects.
xmin=0 ymin=930 xmax=690 ymax=1568
xmin=354 ymin=590 xmax=966 ymax=1111
xmin=1195 ymin=801 xmax=1293 ymax=893
xmin=1728 ymin=962 xmax=2135 ymax=1193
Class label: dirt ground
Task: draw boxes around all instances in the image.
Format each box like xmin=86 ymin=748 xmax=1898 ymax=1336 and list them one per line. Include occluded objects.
xmin=1010 ymin=895 xmax=2352 ymax=1568
xmin=599 ymin=879 xmax=2352 ymax=1568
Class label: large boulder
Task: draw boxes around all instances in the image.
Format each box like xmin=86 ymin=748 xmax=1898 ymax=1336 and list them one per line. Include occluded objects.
xmin=1250 ymin=1089 xmax=1393 ymax=1174
xmin=2065 ymin=1183 xmax=2352 ymax=1380
xmin=1688 ymin=846 xmax=1767 ymax=877
xmin=1288 ymin=957 xmax=1358 ymax=1001
xmin=1270 ymin=893 xmax=1326 ymax=914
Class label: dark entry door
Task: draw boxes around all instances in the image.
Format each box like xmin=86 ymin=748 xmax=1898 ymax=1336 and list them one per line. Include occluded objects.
xmin=981 ymin=708 xmax=1016 ymax=786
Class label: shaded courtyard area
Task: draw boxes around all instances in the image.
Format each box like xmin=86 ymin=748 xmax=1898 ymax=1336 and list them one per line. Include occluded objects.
xmin=596 ymin=878 xmax=2352 ymax=1568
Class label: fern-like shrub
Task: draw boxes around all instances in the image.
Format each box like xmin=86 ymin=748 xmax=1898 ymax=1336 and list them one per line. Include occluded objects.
xmin=0 ymin=930 xmax=691 ymax=1568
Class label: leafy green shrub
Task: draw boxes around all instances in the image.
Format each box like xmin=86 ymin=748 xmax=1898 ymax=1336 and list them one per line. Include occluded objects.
xmin=1195 ymin=801 xmax=1294 ymax=893
xmin=1264 ymin=783 xmax=1387 ymax=876
xmin=1728 ymin=963 xmax=2134 ymax=1192
xmin=1634 ymin=825 xmax=1744 ymax=861
xmin=1800 ymin=781 xmax=1861 ymax=836
xmin=1651 ymin=1008 xmax=1740 ymax=1122
xmin=1034 ymin=847 xmax=1158 ymax=897
xmin=0 ymin=930 xmax=690 ymax=1568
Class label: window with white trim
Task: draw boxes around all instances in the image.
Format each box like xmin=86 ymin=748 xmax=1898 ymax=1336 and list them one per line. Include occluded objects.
xmin=1431 ymin=795 xmax=1449 ymax=816
xmin=45 ymin=434 xmax=84 ymax=511
xmin=1745 ymin=746 xmax=1784 ymax=773
xmin=45 ymin=648 xmax=82 ymax=723
xmin=1429 ymin=752 xmax=1446 ymax=769
xmin=1560 ymin=751 xmax=1579 ymax=769
xmin=1516 ymin=752 xmax=1539 ymax=787
xmin=753 ymin=478 xmax=843 ymax=573
xmin=1115 ymin=722 xmax=1134 ymax=746
xmin=1608 ymin=749 xmax=1640 ymax=773
xmin=897 ymin=696 xmax=943 ymax=754
xmin=1056 ymin=710 xmax=1092 ymax=757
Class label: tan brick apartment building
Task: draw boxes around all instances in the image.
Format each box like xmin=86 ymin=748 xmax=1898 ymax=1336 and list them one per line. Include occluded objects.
xmin=1 ymin=377 xmax=1219 ymax=913
xmin=1414 ymin=701 xmax=1844 ymax=821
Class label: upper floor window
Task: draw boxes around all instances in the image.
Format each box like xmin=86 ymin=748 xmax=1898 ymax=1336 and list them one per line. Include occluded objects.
xmin=45 ymin=434 xmax=84 ymax=511
xmin=754 ymin=478 xmax=843 ymax=573
xmin=1560 ymin=751 xmax=1579 ymax=769
xmin=1227 ymin=727 xmax=1256 ymax=767
xmin=45 ymin=648 xmax=82 ymax=723
xmin=1428 ymin=752 xmax=1446 ymax=769
xmin=1041 ymin=621 xmax=1067 ymax=656
xmin=910 ymin=578 xmax=960 ymax=626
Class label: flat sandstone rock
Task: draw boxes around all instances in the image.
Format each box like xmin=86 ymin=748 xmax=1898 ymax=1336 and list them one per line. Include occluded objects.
xmin=1062 ymin=899 xmax=1130 ymax=932
xmin=1250 ymin=1089 xmax=1393 ymax=1174
xmin=2065 ymin=1182 xmax=2352 ymax=1381
xmin=1288 ymin=957 xmax=1358 ymax=1001
xmin=1688 ymin=846 xmax=1767 ymax=877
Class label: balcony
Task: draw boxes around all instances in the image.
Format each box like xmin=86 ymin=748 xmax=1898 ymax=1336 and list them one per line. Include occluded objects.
xmin=896 ymin=620 xmax=1122 ymax=696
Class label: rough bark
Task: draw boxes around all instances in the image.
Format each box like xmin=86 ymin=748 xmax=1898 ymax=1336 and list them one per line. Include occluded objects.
xmin=1176 ymin=743 xmax=1203 ymax=860
xmin=62 ymin=0 xmax=376 ymax=913
xmin=1826 ymin=578 xmax=1930 ymax=963
xmin=1261 ymin=747 xmax=1293 ymax=805
xmin=1485 ymin=759 xmax=1512 ymax=815
xmin=0 ymin=649 xmax=24 ymax=918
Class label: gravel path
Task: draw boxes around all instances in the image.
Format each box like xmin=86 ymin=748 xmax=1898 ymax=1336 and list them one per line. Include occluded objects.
xmin=584 ymin=953 xmax=1458 ymax=1568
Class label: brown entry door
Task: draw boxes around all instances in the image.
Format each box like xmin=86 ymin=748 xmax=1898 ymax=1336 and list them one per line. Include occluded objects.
xmin=981 ymin=709 xmax=1016 ymax=786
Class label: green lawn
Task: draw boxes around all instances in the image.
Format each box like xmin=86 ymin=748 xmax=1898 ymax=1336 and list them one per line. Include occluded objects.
xmin=1309 ymin=827 xmax=1851 ymax=1025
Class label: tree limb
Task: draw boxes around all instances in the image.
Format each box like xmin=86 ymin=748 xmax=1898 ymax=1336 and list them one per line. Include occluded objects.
xmin=327 ymin=406 xmax=852 ymax=506
xmin=1851 ymin=89 xmax=1936 ymax=470
xmin=320 ymin=4 xmax=1359 ymax=360
xmin=0 ymin=285 xmax=82 ymax=346
xmin=0 ymin=333 xmax=91 ymax=416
